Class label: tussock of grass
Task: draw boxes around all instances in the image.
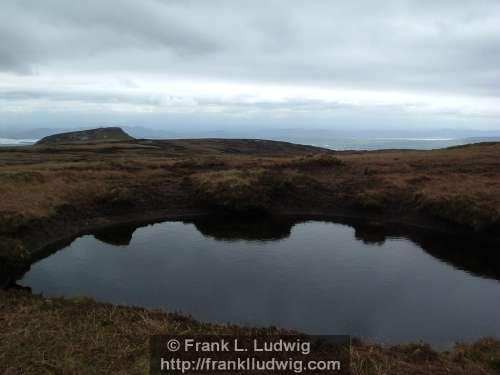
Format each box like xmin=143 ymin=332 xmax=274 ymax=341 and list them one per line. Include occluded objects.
xmin=173 ymin=157 xmax=227 ymax=170
xmin=190 ymin=169 xmax=273 ymax=212
xmin=417 ymin=194 xmax=500 ymax=231
xmin=275 ymin=153 xmax=345 ymax=169
xmin=190 ymin=169 xmax=313 ymax=212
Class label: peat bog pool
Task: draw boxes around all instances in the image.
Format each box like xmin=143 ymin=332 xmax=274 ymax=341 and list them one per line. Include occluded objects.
xmin=16 ymin=216 xmax=500 ymax=348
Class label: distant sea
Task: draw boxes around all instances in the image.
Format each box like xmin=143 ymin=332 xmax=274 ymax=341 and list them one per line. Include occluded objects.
xmin=1 ymin=136 xmax=499 ymax=150
xmin=0 ymin=138 xmax=38 ymax=146
xmin=254 ymin=136 xmax=500 ymax=150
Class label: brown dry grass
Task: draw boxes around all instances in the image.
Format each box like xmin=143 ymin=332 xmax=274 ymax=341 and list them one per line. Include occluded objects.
xmin=1 ymin=290 xmax=499 ymax=375
xmin=1 ymin=139 xmax=500 ymax=260
xmin=190 ymin=168 xmax=315 ymax=212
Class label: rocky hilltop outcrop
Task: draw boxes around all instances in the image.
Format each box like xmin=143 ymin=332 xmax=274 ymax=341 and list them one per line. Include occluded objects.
xmin=36 ymin=127 xmax=134 ymax=145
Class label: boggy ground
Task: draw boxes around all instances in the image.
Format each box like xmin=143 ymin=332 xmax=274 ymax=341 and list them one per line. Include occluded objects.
xmin=1 ymin=138 xmax=500 ymax=374
xmin=1 ymin=290 xmax=500 ymax=375
xmin=1 ymin=138 xmax=500 ymax=266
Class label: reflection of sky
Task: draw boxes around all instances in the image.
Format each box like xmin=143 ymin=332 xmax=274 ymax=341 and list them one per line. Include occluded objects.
xmin=19 ymin=221 xmax=500 ymax=348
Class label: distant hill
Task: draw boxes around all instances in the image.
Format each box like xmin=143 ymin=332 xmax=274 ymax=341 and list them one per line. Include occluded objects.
xmin=36 ymin=127 xmax=134 ymax=145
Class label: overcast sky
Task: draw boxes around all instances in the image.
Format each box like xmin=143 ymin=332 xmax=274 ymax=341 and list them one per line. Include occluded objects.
xmin=1 ymin=0 xmax=499 ymax=133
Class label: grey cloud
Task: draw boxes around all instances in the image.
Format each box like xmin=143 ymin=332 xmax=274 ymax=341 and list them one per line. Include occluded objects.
xmin=0 ymin=10 xmax=40 ymax=74
xmin=0 ymin=88 xmax=167 ymax=108
xmin=0 ymin=87 xmax=344 ymax=112
xmin=0 ymin=0 xmax=499 ymax=112
xmin=2 ymin=86 xmax=489 ymax=121
xmin=1 ymin=0 xmax=220 ymax=70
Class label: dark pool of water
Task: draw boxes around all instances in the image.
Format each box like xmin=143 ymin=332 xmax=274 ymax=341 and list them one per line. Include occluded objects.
xmin=17 ymin=216 xmax=500 ymax=347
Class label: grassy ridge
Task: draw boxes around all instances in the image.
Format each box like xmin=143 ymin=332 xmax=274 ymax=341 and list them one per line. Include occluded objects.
xmin=1 ymin=140 xmax=500 ymax=261
xmin=1 ymin=139 xmax=500 ymax=267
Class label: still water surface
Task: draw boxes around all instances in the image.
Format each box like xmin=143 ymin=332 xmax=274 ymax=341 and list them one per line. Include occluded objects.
xmin=18 ymin=217 xmax=500 ymax=347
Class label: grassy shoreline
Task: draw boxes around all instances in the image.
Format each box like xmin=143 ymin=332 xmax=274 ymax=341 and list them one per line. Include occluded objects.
xmin=1 ymin=290 xmax=499 ymax=374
